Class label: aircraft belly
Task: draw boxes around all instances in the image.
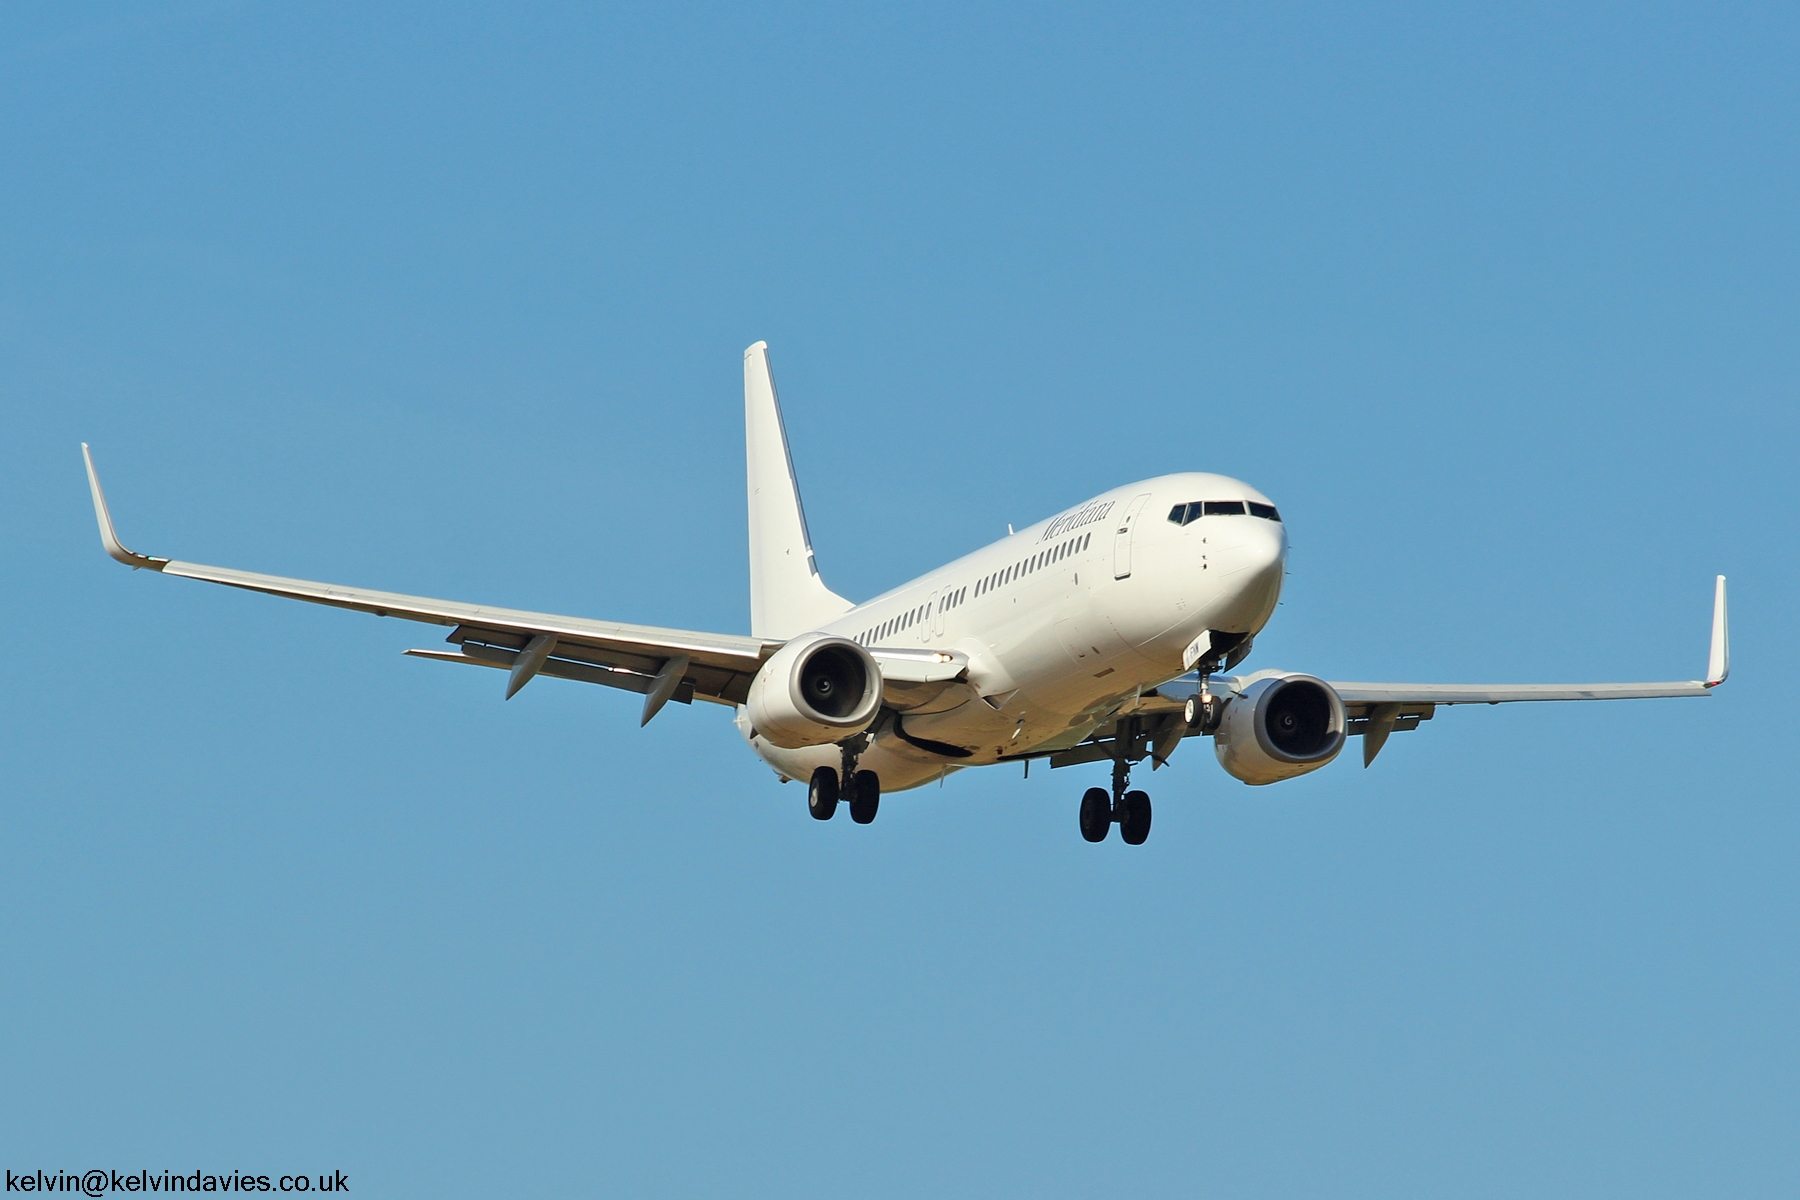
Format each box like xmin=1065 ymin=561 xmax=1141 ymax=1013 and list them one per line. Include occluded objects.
xmin=744 ymin=734 xmax=961 ymax=794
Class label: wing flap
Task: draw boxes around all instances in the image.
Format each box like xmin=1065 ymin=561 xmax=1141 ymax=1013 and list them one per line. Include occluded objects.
xmin=442 ymin=627 xmax=754 ymax=705
xmin=404 ymin=647 xmax=719 ymax=706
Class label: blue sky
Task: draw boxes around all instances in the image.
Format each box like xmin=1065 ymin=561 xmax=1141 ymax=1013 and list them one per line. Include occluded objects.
xmin=2 ymin=3 xmax=1795 ymax=1196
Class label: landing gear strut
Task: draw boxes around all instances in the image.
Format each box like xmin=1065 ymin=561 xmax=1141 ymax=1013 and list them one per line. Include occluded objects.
xmin=841 ymin=735 xmax=879 ymax=824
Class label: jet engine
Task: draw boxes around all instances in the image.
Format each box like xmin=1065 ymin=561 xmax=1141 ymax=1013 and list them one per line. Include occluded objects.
xmin=744 ymin=633 xmax=883 ymax=749
xmin=1214 ymin=673 xmax=1347 ymax=785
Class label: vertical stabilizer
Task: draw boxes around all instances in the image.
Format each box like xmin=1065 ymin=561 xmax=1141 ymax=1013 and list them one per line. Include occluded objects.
xmin=744 ymin=342 xmax=853 ymax=638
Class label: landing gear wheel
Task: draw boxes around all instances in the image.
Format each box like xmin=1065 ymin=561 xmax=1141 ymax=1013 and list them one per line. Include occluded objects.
xmin=1079 ymin=787 xmax=1112 ymax=843
xmin=1119 ymin=790 xmax=1152 ymax=845
xmin=808 ymin=767 xmax=839 ymax=821
xmin=1184 ymin=691 xmax=1220 ymax=732
xmin=849 ymin=770 xmax=880 ymax=824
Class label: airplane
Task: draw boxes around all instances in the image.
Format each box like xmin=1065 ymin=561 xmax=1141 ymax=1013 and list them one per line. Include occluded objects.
xmin=81 ymin=341 xmax=1729 ymax=845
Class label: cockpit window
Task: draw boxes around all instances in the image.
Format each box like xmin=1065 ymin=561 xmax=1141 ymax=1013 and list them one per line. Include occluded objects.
xmin=1171 ymin=499 xmax=1281 ymax=525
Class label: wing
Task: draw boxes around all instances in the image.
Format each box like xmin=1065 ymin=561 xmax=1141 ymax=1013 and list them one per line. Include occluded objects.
xmin=83 ymin=445 xmax=778 ymax=722
xmin=1324 ymin=574 xmax=1728 ymax=761
xmin=1166 ymin=576 xmax=1727 ymax=765
xmin=1319 ymin=679 xmax=1717 ymax=767
xmin=1062 ymin=576 xmax=1730 ymax=770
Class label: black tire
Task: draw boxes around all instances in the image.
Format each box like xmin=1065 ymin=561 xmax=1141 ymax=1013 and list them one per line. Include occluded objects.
xmin=1119 ymin=790 xmax=1152 ymax=845
xmin=849 ymin=770 xmax=880 ymax=824
xmin=808 ymin=766 xmax=839 ymax=821
xmin=1079 ymin=787 xmax=1112 ymax=843
xmin=1185 ymin=693 xmax=1219 ymax=732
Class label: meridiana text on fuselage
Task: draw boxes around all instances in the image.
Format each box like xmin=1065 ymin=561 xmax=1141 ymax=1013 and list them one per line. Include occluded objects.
xmin=1038 ymin=498 xmax=1116 ymax=544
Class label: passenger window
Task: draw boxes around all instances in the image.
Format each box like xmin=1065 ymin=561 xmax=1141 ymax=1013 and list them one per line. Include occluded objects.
xmin=1248 ymin=501 xmax=1281 ymax=521
xmin=1203 ymin=501 xmax=1247 ymax=516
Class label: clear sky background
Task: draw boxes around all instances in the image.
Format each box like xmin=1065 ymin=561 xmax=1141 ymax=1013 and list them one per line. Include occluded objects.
xmin=2 ymin=3 xmax=1795 ymax=1196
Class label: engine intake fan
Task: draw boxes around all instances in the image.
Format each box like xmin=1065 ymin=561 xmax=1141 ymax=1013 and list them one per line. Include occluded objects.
xmin=1214 ymin=673 xmax=1347 ymax=785
xmin=744 ymin=633 xmax=883 ymax=749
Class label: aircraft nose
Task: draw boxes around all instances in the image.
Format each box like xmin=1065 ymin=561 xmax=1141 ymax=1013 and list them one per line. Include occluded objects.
xmin=1209 ymin=516 xmax=1286 ymax=624
xmin=1215 ymin=517 xmax=1284 ymax=574
xmin=1247 ymin=518 xmax=1286 ymax=579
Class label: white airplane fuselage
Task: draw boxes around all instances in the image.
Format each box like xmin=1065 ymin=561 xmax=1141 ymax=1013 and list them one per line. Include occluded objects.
xmin=740 ymin=472 xmax=1287 ymax=791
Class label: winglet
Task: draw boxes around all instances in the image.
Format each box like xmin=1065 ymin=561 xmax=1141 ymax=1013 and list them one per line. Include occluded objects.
xmin=80 ymin=444 xmax=169 ymax=570
xmin=1706 ymin=575 xmax=1729 ymax=686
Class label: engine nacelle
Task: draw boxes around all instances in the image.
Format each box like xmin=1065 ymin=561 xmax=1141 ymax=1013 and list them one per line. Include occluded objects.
xmin=744 ymin=633 xmax=883 ymax=749
xmin=1214 ymin=673 xmax=1347 ymax=785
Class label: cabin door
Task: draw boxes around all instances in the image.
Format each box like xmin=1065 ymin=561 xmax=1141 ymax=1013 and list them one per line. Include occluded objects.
xmin=1112 ymin=493 xmax=1153 ymax=579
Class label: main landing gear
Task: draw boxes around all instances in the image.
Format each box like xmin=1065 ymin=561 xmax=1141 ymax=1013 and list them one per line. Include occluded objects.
xmin=810 ymin=736 xmax=880 ymax=824
xmin=808 ymin=766 xmax=881 ymax=823
xmin=1078 ymin=755 xmax=1153 ymax=845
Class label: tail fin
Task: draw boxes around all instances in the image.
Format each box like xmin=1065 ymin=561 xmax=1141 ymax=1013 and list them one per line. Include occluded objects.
xmin=744 ymin=342 xmax=853 ymax=638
